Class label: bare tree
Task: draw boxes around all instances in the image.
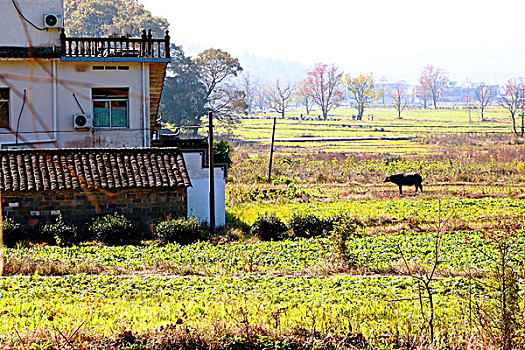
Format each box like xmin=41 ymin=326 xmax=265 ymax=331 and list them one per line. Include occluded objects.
xmin=239 ymin=71 xmax=256 ymax=115
xmin=397 ymin=201 xmax=455 ymax=344
xmin=501 ymin=78 xmax=525 ymax=137
xmin=392 ymin=81 xmax=408 ymax=119
xmin=414 ymin=84 xmax=431 ymax=109
xmin=266 ymin=81 xmax=295 ymax=118
xmin=419 ymin=65 xmax=449 ymax=109
xmin=253 ymin=83 xmax=267 ymax=112
xmin=473 ymin=82 xmax=493 ymax=122
xmin=206 ymin=84 xmax=248 ymax=123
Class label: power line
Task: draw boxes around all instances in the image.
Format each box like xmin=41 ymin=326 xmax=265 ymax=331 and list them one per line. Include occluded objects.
xmin=10 ymin=0 xmax=46 ymax=31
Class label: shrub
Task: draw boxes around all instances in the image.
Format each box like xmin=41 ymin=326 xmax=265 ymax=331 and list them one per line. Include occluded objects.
xmin=155 ymin=217 xmax=205 ymax=245
xmin=289 ymin=214 xmax=332 ymax=238
xmin=250 ymin=214 xmax=287 ymax=241
xmin=330 ymin=216 xmax=359 ymax=266
xmin=41 ymin=215 xmax=77 ymax=247
xmin=471 ymin=225 xmax=524 ymax=349
xmin=90 ymin=213 xmax=134 ymax=245
xmin=213 ymin=139 xmax=234 ymax=157
xmin=1 ymin=217 xmax=22 ymax=247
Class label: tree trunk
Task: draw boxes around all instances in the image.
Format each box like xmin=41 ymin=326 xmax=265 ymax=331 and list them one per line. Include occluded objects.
xmin=511 ymin=112 xmax=518 ymax=136
xmin=481 ymin=107 xmax=484 ymax=122
xmin=521 ymin=113 xmax=525 ymax=137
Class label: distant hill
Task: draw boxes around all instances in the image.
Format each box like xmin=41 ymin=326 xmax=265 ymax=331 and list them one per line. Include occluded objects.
xmin=182 ymin=44 xmax=308 ymax=83
xmin=236 ymin=53 xmax=308 ymax=84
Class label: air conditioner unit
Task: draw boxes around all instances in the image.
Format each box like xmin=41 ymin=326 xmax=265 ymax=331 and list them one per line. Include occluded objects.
xmin=43 ymin=13 xmax=63 ymax=29
xmin=73 ymin=114 xmax=92 ymax=129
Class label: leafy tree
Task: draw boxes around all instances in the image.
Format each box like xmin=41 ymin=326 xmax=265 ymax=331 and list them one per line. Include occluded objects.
xmin=266 ymin=81 xmax=295 ymax=118
xmin=194 ymin=49 xmax=246 ymax=123
xmin=342 ymin=73 xmax=382 ymax=120
xmin=501 ymin=78 xmax=525 ymax=137
xmin=377 ymin=77 xmax=389 ymax=105
xmin=392 ymin=81 xmax=408 ymax=119
xmin=473 ymin=82 xmax=494 ymax=122
xmin=419 ymin=65 xmax=449 ymax=109
xmin=296 ymin=79 xmax=313 ymax=115
xmin=304 ymin=63 xmax=344 ymax=120
xmin=160 ymin=45 xmax=207 ymax=132
xmin=64 ymin=0 xmax=168 ymax=37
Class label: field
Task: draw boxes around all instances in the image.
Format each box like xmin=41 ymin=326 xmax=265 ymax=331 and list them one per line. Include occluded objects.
xmin=1 ymin=107 xmax=525 ymax=349
xmin=220 ymin=106 xmax=514 ymax=155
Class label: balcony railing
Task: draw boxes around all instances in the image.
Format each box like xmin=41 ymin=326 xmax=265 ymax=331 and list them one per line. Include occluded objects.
xmin=60 ymin=29 xmax=170 ymax=59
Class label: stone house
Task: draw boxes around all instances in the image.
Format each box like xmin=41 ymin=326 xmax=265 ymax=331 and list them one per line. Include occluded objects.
xmin=0 ymin=147 xmax=190 ymax=233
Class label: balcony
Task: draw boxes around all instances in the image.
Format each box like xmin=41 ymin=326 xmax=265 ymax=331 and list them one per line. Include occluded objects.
xmin=60 ymin=29 xmax=170 ymax=59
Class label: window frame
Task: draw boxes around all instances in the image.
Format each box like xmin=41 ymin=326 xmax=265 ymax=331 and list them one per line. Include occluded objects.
xmin=0 ymin=88 xmax=9 ymax=129
xmin=92 ymin=88 xmax=129 ymax=129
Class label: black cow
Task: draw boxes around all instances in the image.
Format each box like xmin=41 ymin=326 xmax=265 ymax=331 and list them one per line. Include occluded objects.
xmin=384 ymin=173 xmax=423 ymax=195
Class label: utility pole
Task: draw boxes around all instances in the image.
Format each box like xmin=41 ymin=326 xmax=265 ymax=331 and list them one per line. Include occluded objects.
xmin=466 ymin=86 xmax=472 ymax=123
xmin=268 ymin=117 xmax=277 ymax=182
xmin=208 ymin=112 xmax=215 ymax=236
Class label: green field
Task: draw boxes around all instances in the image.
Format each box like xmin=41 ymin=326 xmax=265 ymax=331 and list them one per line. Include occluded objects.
xmin=229 ymin=107 xmax=512 ymax=141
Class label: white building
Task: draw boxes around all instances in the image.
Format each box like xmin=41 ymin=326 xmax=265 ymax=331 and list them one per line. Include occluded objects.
xmin=0 ymin=0 xmax=226 ymax=227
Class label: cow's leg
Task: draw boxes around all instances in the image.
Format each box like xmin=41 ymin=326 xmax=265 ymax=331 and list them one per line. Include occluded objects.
xmin=398 ymin=185 xmax=403 ymax=195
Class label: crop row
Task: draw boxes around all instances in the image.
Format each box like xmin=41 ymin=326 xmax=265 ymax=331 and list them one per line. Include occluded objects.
xmin=0 ymin=274 xmax=484 ymax=346
xmin=4 ymin=229 xmax=524 ymax=276
xmin=5 ymin=239 xmax=333 ymax=275
xmin=229 ymin=196 xmax=525 ymax=226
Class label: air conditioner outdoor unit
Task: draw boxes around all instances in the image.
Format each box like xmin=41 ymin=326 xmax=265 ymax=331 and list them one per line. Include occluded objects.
xmin=43 ymin=13 xmax=63 ymax=29
xmin=73 ymin=114 xmax=92 ymax=129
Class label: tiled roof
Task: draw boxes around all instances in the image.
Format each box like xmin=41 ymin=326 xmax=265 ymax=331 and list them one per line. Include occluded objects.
xmin=0 ymin=148 xmax=191 ymax=192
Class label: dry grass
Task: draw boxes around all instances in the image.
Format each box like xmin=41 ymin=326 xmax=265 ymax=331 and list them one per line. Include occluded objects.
xmin=3 ymin=258 xmax=106 ymax=276
xmin=229 ymin=133 xmax=525 ymax=186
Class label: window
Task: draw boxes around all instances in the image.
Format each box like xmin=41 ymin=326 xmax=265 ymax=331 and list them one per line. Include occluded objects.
xmin=92 ymin=66 xmax=129 ymax=71
xmin=92 ymin=88 xmax=128 ymax=128
xmin=0 ymin=88 xmax=9 ymax=128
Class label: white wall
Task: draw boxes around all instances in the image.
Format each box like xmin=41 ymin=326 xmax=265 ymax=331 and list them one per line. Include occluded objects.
xmin=0 ymin=60 xmax=149 ymax=148
xmin=183 ymin=152 xmax=226 ymax=227
xmin=0 ymin=0 xmax=63 ymax=47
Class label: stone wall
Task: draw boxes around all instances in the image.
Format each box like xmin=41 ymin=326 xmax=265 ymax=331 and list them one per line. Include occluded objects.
xmin=2 ymin=188 xmax=187 ymax=236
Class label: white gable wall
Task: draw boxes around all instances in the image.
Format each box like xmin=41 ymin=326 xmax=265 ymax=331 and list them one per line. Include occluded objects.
xmin=183 ymin=152 xmax=226 ymax=227
xmin=0 ymin=0 xmax=63 ymax=47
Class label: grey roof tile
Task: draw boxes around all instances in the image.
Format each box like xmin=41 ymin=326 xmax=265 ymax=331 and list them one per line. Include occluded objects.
xmin=0 ymin=148 xmax=191 ymax=192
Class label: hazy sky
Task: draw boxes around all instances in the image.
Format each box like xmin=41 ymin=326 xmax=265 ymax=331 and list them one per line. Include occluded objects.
xmin=141 ymin=0 xmax=525 ymax=84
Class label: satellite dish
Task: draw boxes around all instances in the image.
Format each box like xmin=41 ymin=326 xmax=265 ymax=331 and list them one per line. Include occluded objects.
xmin=107 ymin=26 xmax=119 ymax=37
xmin=121 ymin=25 xmax=133 ymax=37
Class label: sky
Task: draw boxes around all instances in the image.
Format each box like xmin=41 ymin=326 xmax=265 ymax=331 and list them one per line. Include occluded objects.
xmin=140 ymin=0 xmax=525 ymax=84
